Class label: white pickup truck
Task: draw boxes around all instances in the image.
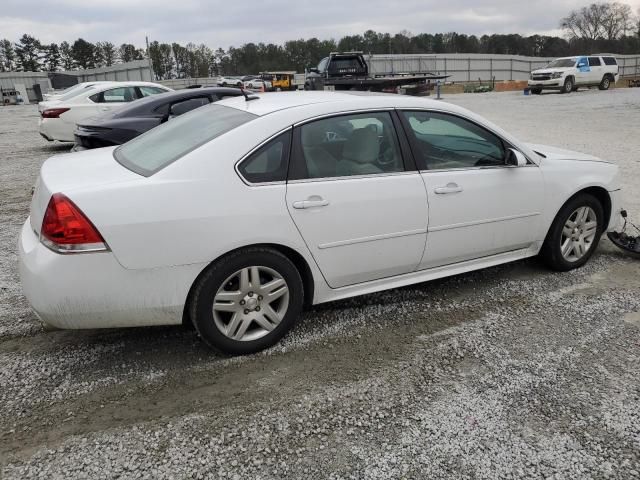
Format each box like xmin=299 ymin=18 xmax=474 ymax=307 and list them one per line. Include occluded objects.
xmin=528 ymin=55 xmax=619 ymax=94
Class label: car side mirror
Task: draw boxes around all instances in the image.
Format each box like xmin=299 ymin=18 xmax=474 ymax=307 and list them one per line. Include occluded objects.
xmin=506 ymin=148 xmax=527 ymax=167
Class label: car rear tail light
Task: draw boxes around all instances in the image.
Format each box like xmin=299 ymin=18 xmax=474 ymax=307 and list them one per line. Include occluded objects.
xmin=40 ymin=193 xmax=108 ymax=253
xmin=41 ymin=107 xmax=70 ymax=119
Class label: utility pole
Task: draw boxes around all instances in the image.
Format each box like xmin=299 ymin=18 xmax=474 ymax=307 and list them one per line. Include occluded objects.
xmin=146 ymin=35 xmax=155 ymax=81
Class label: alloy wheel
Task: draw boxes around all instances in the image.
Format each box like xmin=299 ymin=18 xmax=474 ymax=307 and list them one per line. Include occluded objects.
xmin=560 ymin=206 xmax=598 ymax=262
xmin=212 ymin=266 xmax=289 ymax=342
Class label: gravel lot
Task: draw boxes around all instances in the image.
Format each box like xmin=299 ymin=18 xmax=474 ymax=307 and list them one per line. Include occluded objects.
xmin=1 ymin=88 xmax=639 ymax=479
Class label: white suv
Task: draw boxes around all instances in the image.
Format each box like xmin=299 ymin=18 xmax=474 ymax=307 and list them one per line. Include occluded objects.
xmin=528 ymin=55 xmax=619 ymax=94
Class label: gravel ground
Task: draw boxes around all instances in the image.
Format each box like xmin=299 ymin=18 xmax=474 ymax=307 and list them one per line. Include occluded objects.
xmin=1 ymin=88 xmax=639 ymax=479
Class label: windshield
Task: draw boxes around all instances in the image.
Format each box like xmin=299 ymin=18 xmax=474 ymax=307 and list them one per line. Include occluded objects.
xmin=545 ymin=58 xmax=576 ymax=69
xmin=114 ymin=104 xmax=257 ymax=176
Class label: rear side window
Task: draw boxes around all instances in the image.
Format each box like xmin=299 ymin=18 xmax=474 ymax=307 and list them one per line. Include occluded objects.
xmin=90 ymin=87 xmax=137 ymax=103
xmin=237 ymin=130 xmax=291 ymax=183
xmin=114 ymin=104 xmax=256 ymax=176
xmin=603 ymin=57 xmax=618 ymax=66
xmin=139 ymin=86 xmax=167 ymax=97
xmin=588 ymin=57 xmax=601 ymax=67
xmin=169 ymin=97 xmax=210 ymax=116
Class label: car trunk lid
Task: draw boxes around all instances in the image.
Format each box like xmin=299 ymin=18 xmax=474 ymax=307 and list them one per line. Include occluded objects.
xmin=30 ymin=148 xmax=141 ymax=235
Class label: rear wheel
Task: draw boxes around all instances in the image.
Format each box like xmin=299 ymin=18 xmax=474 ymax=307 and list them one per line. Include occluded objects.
xmin=561 ymin=77 xmax=574 ymax=94
xmin=190 ymin=247 xmax=304 ymax=355
xmin=599 ymin=75 xmax=612 ymax=90
xmin=540 ymin=194 xmax=604 ymax=271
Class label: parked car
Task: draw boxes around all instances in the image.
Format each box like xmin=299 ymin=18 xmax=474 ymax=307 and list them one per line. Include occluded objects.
xmin=73 ymin=87 xmax=244 ymax=150
xmin=20 ymin=92 xmax=622 ymax=355
xmin=243 ymin=78 xmax=272 ymax=91
xmin=39 ymin=82 xmax=172 ymax=143
xmin=528 ymin=55 xmax=619 ymax=94
xmin=217 ymin=76 xmax=243 ymax=87
xmin=42 ymin=81 xmax=116 ymax=101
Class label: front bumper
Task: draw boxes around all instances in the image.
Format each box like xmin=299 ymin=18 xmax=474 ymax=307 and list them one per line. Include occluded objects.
xmin=18 ymin=220 xmax=202 ymax=330
xmin=528 ymin=79 xmax=563 ymax=89
xmin=607 ymin=189 xmax=624 ymax=232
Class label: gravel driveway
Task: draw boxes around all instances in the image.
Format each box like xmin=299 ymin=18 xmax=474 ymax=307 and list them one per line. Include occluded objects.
xmin=1 ymin=88 xmax=639 ymax=479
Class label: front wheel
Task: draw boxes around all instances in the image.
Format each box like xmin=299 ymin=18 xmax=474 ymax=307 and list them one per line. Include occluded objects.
xmin=561 ymin=77 xmax=573 ymax=94
xmin=190 ymin=247 xmax=304 ymax=355
xmin=539 ymin=194 xmax=604 ymax=271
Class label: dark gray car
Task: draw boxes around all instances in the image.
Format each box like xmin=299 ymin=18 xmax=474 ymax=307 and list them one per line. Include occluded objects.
xmin=73 ymin=87 xmax=243 ymax=150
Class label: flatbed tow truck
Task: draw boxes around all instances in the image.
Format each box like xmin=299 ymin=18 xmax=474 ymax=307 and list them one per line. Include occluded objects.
xmin=304 ymin=51 xmax=449 ymax=93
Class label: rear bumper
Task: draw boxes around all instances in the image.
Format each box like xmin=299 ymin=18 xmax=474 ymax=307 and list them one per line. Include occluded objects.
xmin=18 ymin=219 xmax=204 ymax=330
xmin=39 ymin=118 xmax=74 ymax=143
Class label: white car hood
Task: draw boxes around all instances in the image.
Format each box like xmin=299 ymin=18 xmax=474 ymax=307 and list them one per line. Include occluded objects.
xmin=527 ymin=143 xmax=611 ymax=164
xmin=531 ymin=68 xmax=569 ymax=75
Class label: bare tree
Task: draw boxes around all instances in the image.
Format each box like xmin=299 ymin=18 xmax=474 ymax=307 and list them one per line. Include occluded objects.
xmin=562 ymin=2 xmax=636 ymax=40
xmin=602 ymin=2 xmax=633 ymax=39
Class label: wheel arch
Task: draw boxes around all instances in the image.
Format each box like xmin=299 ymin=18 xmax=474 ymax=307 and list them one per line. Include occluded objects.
xmin=543 ymin=185 xmax=612 ymax=245
xmin=182 ymin=243 xmax=316 ymax=327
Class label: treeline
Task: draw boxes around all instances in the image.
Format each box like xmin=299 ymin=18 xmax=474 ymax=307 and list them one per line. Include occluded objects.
xmin=0 ymin=35 xmax=145 ymax=72
xmin=1 ymin=2 xmax=639 ymax=78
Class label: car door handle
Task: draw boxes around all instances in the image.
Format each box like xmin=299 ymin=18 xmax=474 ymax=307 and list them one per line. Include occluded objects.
xmin=434 ymin=183 xmax=463 ymax=194
xmin=292 ymin=196 xmax=329 ymax=209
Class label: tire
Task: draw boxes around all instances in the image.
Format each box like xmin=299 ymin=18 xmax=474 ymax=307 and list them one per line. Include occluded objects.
xmin=190 ymin=247 xmax=304 ymax=355
xmin=561 ymin=77 xmax=573 ymax=94
xmin=221 ymin=82 xmax=227 ymax=87
xmin=530 ymin=88 xmax=542 ymax=95
xmin=599 ymin=75 xmax=611 ymax=90
xmin=539 ymin=193 xmax=604 ymax=271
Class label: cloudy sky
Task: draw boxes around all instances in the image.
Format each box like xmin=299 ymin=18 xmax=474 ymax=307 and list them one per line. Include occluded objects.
xmin=1 ymin=0 xmax=639 ymax=48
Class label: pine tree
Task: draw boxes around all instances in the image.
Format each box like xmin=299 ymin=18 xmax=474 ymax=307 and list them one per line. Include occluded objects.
xmin=14 ymin=34 xmax=41 ymax=71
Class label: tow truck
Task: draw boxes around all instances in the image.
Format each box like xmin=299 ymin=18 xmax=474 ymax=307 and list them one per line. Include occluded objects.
xmin=304 ymin=51 xmax=448 ymax=93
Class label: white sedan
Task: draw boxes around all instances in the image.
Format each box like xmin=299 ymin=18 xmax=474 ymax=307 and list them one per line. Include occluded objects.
xmin=38 ymin=81 xmax=172 ymax=142
xmin=20 ymin=91 xmax=622 ymax=354
xmin=42 ymin=81 xmax=114 ymax=101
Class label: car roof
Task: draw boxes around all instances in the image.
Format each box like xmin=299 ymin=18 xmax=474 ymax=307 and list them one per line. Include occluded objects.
xmin=110 ymin=87 xmax=243 ymax=117
xmin=216 ymin=91 xmax=454 ymax=117
xmin=82 ymin=81 xmax=169 ymax=94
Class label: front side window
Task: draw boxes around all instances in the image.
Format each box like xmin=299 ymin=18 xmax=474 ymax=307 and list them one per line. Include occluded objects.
xmin=401 ymin=111 xmax=506 ymax=170
xmin=238 ymin=130 xmax=291 ymax=183
xmin=293 ymin=112 xmax=404 ymax=180
xmin=588 ymin=57 xmax=602 ymax=67
xmin=114 ymin=104 xmax=256 ymax=176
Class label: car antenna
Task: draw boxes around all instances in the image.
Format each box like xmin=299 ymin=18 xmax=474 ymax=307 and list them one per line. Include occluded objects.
xmin=240 ymin=87 xmax=259 ymax=102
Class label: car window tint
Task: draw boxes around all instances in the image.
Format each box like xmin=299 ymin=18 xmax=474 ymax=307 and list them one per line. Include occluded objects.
xmin=603 ymin=57 xmax=618 ymax=66
xmin=296 ymin=112 xmax=403 ymax=179
xmin=588 ymin=57 xmax=601 ymax=66
xmin=93 ymin=87 xmax=137 ymax=103
xmin=114 ymin=104 xmax=257 ymax=176
xmin=401 ymin=111 xmax=505 ymax=170
xmin=169 ymin=97 xmax=210 ymax=116
xmin=139 ymin=86 xmax=167 ymax=97
xmin=238 ymin=131 xmax=291 ymax=183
